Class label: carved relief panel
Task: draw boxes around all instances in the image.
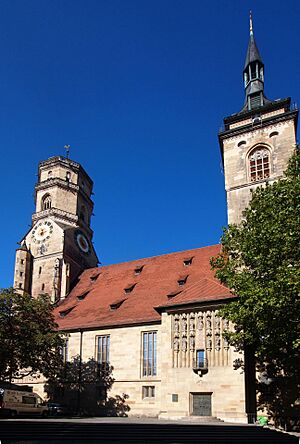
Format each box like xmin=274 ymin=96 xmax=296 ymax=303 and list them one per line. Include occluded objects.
xmin=171 ymin=309 xmax=230 ymax=368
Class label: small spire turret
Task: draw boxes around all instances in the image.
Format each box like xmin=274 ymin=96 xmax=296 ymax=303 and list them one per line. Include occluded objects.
xmin=242 ymin=12 xmax=268 ymax=111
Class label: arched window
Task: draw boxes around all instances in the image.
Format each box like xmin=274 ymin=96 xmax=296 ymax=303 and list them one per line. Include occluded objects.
xmin=42 ymin=194 xmax=52 ymax=210
xmin=248 ymin=147 xmax=270 ymax=182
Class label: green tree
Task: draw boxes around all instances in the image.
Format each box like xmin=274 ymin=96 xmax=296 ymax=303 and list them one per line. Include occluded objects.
xmin=211 ymin=148 xmax=300 ymax=428
xmin=0 ymin=288 xmax=64 ymax=382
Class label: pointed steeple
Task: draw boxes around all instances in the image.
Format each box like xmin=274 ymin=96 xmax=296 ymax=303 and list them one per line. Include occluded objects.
xmin=244 ymin=12 xmax=263 ymax=69
xmin=242 ymin=12 xmax=269 ymax=112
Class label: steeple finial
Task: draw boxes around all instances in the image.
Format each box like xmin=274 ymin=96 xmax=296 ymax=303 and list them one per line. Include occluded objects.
xmin=249 ymin=11 xmax=253 ymax=36
xmin=64 ymin=144 xmax=70 ymax=159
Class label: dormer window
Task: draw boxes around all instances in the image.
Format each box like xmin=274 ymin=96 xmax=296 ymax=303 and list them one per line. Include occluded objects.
xmin=110 ymin=299 xmax=126 ymax=310
xmin=77 ymin=291 xmax=89 ymax=301
xmin=183 ymin=258 xmax=193 ymax=267
xmin=167 ymin=290 xmax=182 ymax=299
xmin=124 ymin=284 xmax=136 ymax=294
xmin=177 ymin=276 xmax=188 ymax=286
xmin=59 ymin=306 xmax=75 ymax=317
xmin=90 ymin=273 xmax=100 ymax=282
xmin=134 ymin=266 xmax=144 ymax=275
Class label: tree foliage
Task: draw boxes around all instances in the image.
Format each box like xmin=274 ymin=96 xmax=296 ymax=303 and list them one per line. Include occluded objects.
xmin=211 ymin=148 xmax=300 ymax=427
xmin=0 ymin=289 xmax=64 ymax=382
xmin=46 ymin=356 xmax=130 ymax=416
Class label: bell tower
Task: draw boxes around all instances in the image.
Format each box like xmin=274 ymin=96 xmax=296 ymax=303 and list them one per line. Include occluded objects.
xmin=14 ymin=154 xmax=98 ymax=301
xmin=219 ymin=14 xmax=298 ymax=224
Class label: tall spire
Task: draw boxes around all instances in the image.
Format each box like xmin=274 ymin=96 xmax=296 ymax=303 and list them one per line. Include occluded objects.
xmin=249 ymin=10 xmax=253 ymax=36
xmin=242 ymin=12 xmax=268 ymax=112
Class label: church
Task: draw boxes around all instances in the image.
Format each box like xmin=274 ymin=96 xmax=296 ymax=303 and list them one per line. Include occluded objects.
xmin=13 ymin=19 xmax=298 ymax=421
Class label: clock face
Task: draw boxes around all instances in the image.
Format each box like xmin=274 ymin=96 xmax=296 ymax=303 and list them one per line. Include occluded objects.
xmin=75 ymin=230 xmax=90 ymax=254
xmin=32 ymin=221 xmax=54 ymax=243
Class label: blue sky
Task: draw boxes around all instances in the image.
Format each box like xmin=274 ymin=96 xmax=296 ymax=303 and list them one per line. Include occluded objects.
xmin=1 ymin=0 xmax=299 ymax=287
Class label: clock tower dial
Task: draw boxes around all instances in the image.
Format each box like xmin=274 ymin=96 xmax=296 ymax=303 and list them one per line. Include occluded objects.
xmin=74 ymin=230 xmax=91 ymax=254
xmin=14 ymin=155 xmax=98 ymax=301
xmin=32 ymin=221 xmax=54 ymax=243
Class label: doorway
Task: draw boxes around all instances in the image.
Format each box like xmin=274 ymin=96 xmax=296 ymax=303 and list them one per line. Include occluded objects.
xmin=191 ymin=393 xmax=212 ymax=416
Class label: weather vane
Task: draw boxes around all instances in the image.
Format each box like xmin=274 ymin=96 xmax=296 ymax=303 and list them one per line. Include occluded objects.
xmin=64 ymin=145 xmax=70 ymax=159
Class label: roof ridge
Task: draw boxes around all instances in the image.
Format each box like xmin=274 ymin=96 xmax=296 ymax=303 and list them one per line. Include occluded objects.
xmin=88 ymin=244 xmax=220 ymax=271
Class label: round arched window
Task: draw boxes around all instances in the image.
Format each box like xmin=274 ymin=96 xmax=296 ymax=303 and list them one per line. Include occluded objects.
xmin=248 ymin=147 xmax=270 ymax=182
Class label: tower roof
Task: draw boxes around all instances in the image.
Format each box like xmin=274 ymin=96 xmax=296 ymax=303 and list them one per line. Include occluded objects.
xmin=244 ymin=34 xmax=263 ymax=69
xmin=244 ymin=12 xmax=263 ymax=69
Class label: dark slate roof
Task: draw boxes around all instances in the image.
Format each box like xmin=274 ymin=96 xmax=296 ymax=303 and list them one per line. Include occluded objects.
xmin=244 ymin=35 xmax=263 ymax=69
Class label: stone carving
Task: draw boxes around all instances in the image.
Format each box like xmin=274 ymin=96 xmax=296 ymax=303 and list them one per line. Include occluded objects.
xmin=198 ymin=313 xmax=203 ymax=329
xmin=174 ymin=314 xmax=180 ymax=333
xmin=181 ymin=336 xmax=187 ymax=352
xmin=189 ymin=313 xmax=195 ymax=332
xmin=181 ymin=314 xmax=187 ymax=335
xmin=173 ymin=337 xmax=180 ymax=352
xmin=206 ymin=338 xmax=212 ymax=351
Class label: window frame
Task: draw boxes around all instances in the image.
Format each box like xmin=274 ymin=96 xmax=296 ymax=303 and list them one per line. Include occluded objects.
xmin=142 ymin=385 xmax=155 ymax=399
xmin=96 ymin=335 xmax=110 ymax=370
xmin=42 ymin=194 xmax=52 ymax=210
xmin=142 ymin=331 xmax=157 ymax=378
xmin=248 ymin=145 xmax=271 ymax=183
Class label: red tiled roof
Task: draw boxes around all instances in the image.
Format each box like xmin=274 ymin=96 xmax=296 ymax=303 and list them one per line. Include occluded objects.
xmin=54 ymin=244 xmax=234 ymax=331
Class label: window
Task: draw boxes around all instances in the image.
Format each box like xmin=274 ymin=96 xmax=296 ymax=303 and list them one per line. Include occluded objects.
xmin=39 ymin=266 xmax=42 ymax=275
xmin=66 ymin=171 xmax=71 ymax=181
xmin=124 ymin=284 xmax=136 ymax=294
xmin=167 ymin=290 xmax=182 ymax=299
xmin=41 ymin=283 xmax=45 ymax=291
xmin=77 ymin=291 xmax=89 ymax=301
xmin=19 ymin=271 xmax=23 ymax=277
xmin=59 ymin=306 xmax=75 ymax=317
xmin=97 ymin=335 xmax=110 ymax=369
xmin=18 ymin=283 xmax=22 ymax=289
xmin=110 ymin=299 xmax=125 ymax=310
xmin=60 ymin=338 xmax=68 ymax=363
xmin=183 ymin=257 xmax=193 ymax=267
xmin=47 ymin=171 xmax=52 ymax=179
xmin=20 ymin=259 xmax=24 ymax=265
xmin=172 ymin=394 xmax=178 ymax=402
xmin=90 ymin=273 xmax=100 ymax=282
xmin=249 ymin=147 xmax=270 ymax=182
xmin=196 ymin=349 xmax=206 ymax=368
xmin=142 ymin=331 xmax=157 ymax=377
xmin=22 ymin=396 xmax=36 ymax=405
xmin=42 ymin=194 xmax=52 ymax=210
xmin=177 ymin=275 xmax=188 ymax=286
xmin=249 ymin=94 xmax=261 ymax=110
xmin=142 ymin=386 xmax=155 ymax=399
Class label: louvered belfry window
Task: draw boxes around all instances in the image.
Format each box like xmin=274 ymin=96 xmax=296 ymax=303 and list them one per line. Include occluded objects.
xmin=249 ymin=147 xmax=270 ymax=182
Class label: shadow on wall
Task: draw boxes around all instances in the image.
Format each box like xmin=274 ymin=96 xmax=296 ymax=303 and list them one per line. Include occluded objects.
xmin=45 ymin=356 xmax=130 ymax=417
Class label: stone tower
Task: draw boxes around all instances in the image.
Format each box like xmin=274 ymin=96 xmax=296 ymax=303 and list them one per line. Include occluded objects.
xmin=219 ymin=15 xmax=298 ymax=224
xmin=14 ymin=155 xmax=98 ymax=301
